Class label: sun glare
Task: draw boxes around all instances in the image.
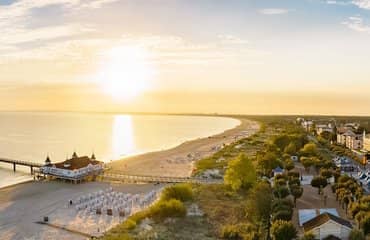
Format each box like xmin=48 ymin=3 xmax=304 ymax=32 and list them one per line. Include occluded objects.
xmin=98 ymin=46 xmax=154 ymax=100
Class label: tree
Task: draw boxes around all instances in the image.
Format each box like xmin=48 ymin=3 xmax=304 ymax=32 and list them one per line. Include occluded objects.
xmin=290 ymin=185 xmax=303 ymax=206
xmin=246 ymin=182 xmax=273 ymax=231
xmin=270 ymin=220 xmax=297 ymax=240
xmin=257 ymin=152 xmax=280 ymax=176
xmin=284 ymin=158 xmax=295 ymax=171
xmin=272 ymin=209 xmax=293 ymax=221
xmin=311 ymin=176 xmax=328 ymax=194
xmin=284 ymin=142 xmax=297 ymax=155
xmin=300 ymin=143 xmax=318 ymax=157
xmin=349 ymin=229 xmax=365 ymax=240
xmin=225 ymin=154 xmax=256 ymax=191
xmin=361 ymin=214 xmax=370 ymax=235
xmin=300 ymin=157 xmax=314 ymax=172
xmin=320 ymin=169 xmax=333 ymax=179
xmin=273 ymin=186 xmax=290 ymax=199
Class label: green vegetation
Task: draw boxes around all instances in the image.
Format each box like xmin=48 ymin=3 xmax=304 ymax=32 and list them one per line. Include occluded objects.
xmin=349 ymin=229 xmax=365 ymax=240
xmin=300 ymin=232 xmax=316 ymax=240
xmin=270 ymin=220 xmax=297 ymax=240
xmin=224 ymin=154 xmax=256 ymax=191
xmin=101 ymin=117 xmax=314 ymax=239
xmin=101 ymin=184 xmax=193 ymax=240
xmin=149 ymin=199 xmax=186 ymax=221
xmin=220 ymin=223 xmax=258 ymax=240
xmin=310 ymin=176 xmax=328 ymax=194
xmin=160 ymin=183 xmax=193 ymax=202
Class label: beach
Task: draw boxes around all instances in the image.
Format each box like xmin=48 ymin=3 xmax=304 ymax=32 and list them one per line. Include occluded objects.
xmin=108 ymin=118 xmax=260 ymax=177
xmin=0 ymin=117 xmax=259 ymax=240
xmin=0 ymin=181 xmax=164 ymax=240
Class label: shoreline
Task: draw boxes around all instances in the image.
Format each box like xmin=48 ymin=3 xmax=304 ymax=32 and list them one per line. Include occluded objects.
xmin=0 ymin=116 xmax=258 ymax=189
xmin=108 ymin=117 xmax=260 ymax=177
xmin=0 ymin=117 xmax=259 ymax=240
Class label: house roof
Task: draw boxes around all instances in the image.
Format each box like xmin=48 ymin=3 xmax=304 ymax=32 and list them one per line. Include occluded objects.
xmin=54 ymin=156 xmax=103 ymax=170
xmin=342 ymin=130 xmax=356 ymax=137
xmin=273 ymin=166 xmax=284 ymax=172
xmin=303 ymin=213 xmax=352 ymax=232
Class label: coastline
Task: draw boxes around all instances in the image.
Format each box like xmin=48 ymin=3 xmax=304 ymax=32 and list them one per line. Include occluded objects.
xmin=0 ymin=117 xmax=259 ymax=240
xmin=0 ymin=168 xmax=34 ymax=190
xmin=0 ymin=116 xmax=258 ymax=189
xmin=108 ymin=117 xmax=260 ymax=177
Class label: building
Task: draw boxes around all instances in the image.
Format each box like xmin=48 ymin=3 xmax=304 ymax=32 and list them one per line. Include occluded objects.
xmin=337 ymin=129 xmax=363 ymax=150
xmin=302 ymin=213 xmax=352 ymax=240
xmin=316 ymin=124 xmax=334 ymax=136
xmin=364 ymin=132 xmax=370 ymax=152
xmin=302 ymin=120 xmax=314 ymax=132
xmin=272 ymin=166 xmax=284 ymax=177
xmin=40 ymin=152 xmax=104 ymax=182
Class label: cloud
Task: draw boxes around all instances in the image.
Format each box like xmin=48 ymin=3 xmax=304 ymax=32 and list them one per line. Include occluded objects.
xmin=342 ymin=16 xmax=370 ymax=32
xmin=326 ymin=0 xmax=351 ymax=5
xmin=325 ymin=0 xmax=370 ymax=9
xmin=259 ymin=8 xmax=292 ymax=15
xmin=81 ymin=0 xmax=120 ymax=9
xmin=218 ymin=35 xmax=249 ymax=45
xmin=0 ymin=24 xmax=95 ymax=46
xmin=352 ymin=0 xmax=370 ymax=9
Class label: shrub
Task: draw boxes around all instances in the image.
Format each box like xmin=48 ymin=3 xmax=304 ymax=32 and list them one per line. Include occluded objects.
xmin=349 ymin=229 xmax=365 ymax=240
xmin=288 ymin=178 xmax=301 ymax=186
xmin=320 ymin=169 xmax=333 ymax=179
xmin=275 ymin=178 xmax=287 ymax=187
xmin=272 ymin=198 xmax=294 ymax=211
xmin=122 ymin=219 xmax=136 ymax=230
xmin=300 ymin=232 xmax=315 ymax=240
xmin=161 ymin=184 xmax=193 ymax=202
xmin=273 ymin=186 xmax=290 ymax=198
xmin=271 ymin=220 xmax=297 ymax=240
xmin=272 ymin=210 xmax=293 ymax=221
xmin=220 ymin=223 xmax=258 ymax=240
xmin=148 ymin=199 xmax=186 ymax=221
xmin=288 ymin=171 xmax=300 ymax=178
xmin=361 ymin=214 xmax=370 ymax=235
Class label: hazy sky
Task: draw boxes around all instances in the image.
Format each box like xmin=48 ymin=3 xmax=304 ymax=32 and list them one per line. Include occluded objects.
xmin=1 ymin=0 xmax=370 ymax=115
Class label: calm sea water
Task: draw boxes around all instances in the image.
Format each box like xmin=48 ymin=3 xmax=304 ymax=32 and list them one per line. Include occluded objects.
xmin=0 ymin=112 xmax=239 ymax=187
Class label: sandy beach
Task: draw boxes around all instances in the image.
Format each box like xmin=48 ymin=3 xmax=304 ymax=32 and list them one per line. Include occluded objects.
xmin=108 ymin=118 xmax=259 ymax=177
xmin=0 ymin=181 xmax=163 ymax=240
xmin=0 ymin=117 xmax=259 ymax=240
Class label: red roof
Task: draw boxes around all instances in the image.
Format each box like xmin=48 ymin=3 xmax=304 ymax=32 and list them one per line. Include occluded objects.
xmin=54 ymin=156 xmax=103 ymax=170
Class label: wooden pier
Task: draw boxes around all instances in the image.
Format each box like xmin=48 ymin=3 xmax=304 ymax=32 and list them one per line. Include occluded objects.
xmin=101 ymin=172 xmax=223 ymax=184
xmin=0 ymin=158 xmax=43 ymax=174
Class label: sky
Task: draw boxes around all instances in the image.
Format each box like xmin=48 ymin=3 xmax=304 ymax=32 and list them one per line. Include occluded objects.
xmin=1 ymin=0 xmax=370 ymax=115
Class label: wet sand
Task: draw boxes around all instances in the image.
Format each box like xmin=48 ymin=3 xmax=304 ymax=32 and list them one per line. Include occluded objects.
xmin=109 ymin=118 xmax=259 ymax=177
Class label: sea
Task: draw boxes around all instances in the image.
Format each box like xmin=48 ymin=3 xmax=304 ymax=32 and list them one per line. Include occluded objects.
xmin=0 ymin=112 xmax=240 ymax=188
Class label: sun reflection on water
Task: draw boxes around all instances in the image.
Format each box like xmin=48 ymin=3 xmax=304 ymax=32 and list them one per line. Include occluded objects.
xmin=112 ymin=115 xmax=134 ymax=159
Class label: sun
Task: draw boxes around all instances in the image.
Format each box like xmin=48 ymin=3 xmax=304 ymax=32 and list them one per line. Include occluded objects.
xmin=97 ymin=45 xmax=154 ymax=100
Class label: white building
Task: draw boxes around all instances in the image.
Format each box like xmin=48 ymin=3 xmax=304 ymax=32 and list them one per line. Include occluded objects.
xmin=303 ymin=213 xmax=352 ymax=240
xmin=337 ymin=129 xmax=363 ymax=150
xmin=302 ymin=120 xmax=314 ymax=132
xmin=363 ymin=132 xmax=370 ymax=152
xmin=40 ymin=152 xmax=104 ymax=182
xmin=316 ymin=124 xmax=334 ymax=136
